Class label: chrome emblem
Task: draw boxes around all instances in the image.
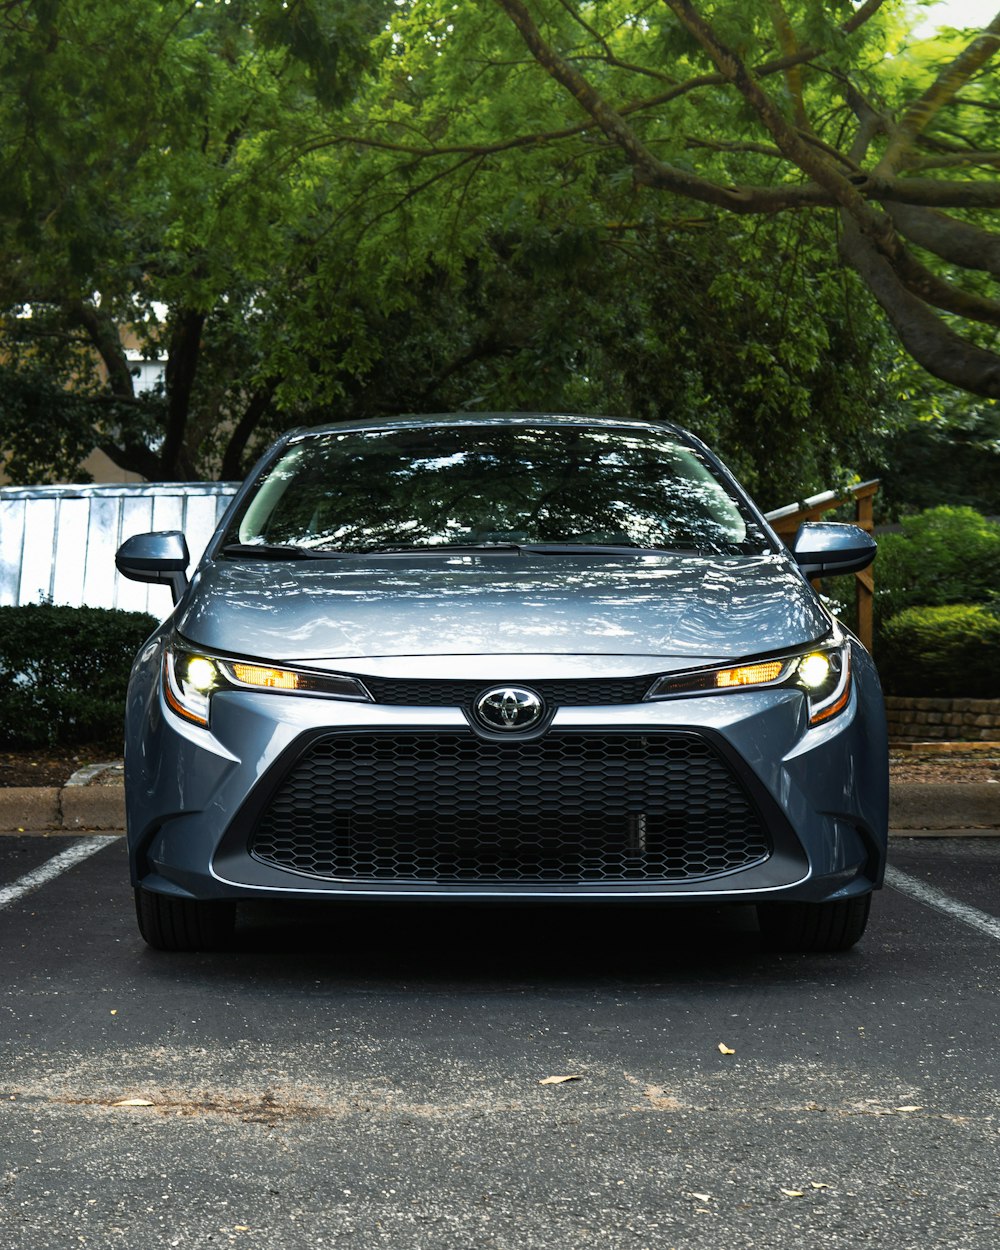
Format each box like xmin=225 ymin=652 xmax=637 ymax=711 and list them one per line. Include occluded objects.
xmin=474 ymin=686 xmax=545 ymax=732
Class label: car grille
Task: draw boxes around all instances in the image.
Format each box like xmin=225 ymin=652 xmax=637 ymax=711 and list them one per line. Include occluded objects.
xmin=358 ymin=676 xmax=653 ymax=707
xmin=249 ymin=732 xmax=771 ymax=885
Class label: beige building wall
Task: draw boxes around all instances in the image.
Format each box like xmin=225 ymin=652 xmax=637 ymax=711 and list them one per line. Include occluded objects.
xmin=80 ymin=449 xmax=145 ymax=484
xmin=0 ymin=451 xmax=145 ymax=487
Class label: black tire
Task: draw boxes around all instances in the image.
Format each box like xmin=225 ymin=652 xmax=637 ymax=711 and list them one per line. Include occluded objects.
xmin=134 ymin=887 xmax=236 ymax=951
xmin=757 ymin=893 xmax=872 ymax=953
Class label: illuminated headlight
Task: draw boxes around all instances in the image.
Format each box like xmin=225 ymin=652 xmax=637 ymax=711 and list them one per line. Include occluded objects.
xmin=645 ymin=634 xmax=852 ymax=726
xmin=163 ymin=641 xmax=370 ymax=727
xmin=795 ymin=644 xmax=852 ymax=725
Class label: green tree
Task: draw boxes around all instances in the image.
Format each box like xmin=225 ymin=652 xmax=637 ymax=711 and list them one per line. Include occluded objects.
xmin=874 ymin=366 xmax=1000 ymax=515
xmin=0 ymin=0 xmax=378 ymax=481
xmin=478 ymin=0 xmax=1000 ymax=398
xmin=2 ymin=0 xmax=987 ymax=501
xmin=217 ymin=0 xmax=904 ymax=502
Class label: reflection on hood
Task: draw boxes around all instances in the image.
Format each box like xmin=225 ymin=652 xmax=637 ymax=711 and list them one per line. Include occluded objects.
xmin=175 ymin=551 xmax=831 ymax=662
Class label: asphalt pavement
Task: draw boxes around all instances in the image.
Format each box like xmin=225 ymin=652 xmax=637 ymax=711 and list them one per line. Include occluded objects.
xmin=0 ymin=829 xmax=999 ymax=1249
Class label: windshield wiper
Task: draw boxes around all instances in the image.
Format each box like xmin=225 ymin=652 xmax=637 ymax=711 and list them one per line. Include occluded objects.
xmin=348 ymin=542 xmax=673 ymax=557
xmin=517 ymin=543 xmax=644 ymax=555
xmin=354 ymin=543 xmax=526 ymax=555
xmin=220 ymin=542 xmax=343 ymax=560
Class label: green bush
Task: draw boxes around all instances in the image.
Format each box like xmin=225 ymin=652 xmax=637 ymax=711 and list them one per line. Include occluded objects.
xmin=0 ymin=604 xmax=157 ymax=749
xmin=878 ymin=603 xmax=1000 ymax=698
xmin=875 ymin=506 xmax=1000 ymax=625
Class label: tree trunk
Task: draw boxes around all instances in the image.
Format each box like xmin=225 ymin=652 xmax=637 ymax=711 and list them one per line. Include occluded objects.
xmin=160 ymin=309 xmax=206 ymax=480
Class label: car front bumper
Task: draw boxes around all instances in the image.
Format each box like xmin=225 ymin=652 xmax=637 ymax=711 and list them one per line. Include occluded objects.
xmin=125 ymin=639 xmax=888 ymax=907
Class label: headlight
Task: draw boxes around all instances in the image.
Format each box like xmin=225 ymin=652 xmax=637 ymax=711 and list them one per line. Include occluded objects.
xmin=645 ymin=634 xmax=852 ymax=726
xmin=163 ymin=640 xmax=370 ymax=727
xmin=795 ymin=643 xmax=852 ymax=725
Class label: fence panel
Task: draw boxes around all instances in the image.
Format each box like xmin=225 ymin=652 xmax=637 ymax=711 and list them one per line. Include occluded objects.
xmin=51 ymin=497 xmax=91 ymax=607
xmin=81 ymin=495 xmax=122 ymax=608
xmin=0 ymin=483 xmax=239 ymax=618
xmin=0 ymin=496 xmax=26 ymax=607
xmin=19 ymin=495 xmax=58 ymax=606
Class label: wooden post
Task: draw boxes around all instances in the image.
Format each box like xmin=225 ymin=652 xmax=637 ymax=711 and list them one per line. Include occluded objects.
xmin=853 ymin=483 xmax=877 ymax=655
xmin=763 ymin=480 xmax=880 ymax=654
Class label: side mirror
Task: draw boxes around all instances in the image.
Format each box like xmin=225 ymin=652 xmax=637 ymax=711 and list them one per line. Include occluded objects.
xmin=116 ymin=531 xmax=191 ymax=604
xmin=790 ymin=521 xmax=876 ymax=579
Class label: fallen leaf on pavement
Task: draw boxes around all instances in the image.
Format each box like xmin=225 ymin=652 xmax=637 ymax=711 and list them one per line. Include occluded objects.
xmin=539 ymin=1075 xmax=582 ymax=1085
xmin=811 ymin=1182 xmax=830 ymax=1189
xmin=717 ymin=1043 xmax=736 ymax=1055
xmin=780 ymin=1189 xmax=805 ymax=1198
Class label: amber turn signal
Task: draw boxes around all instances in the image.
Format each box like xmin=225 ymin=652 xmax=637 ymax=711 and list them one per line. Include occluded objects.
xmin=714 ymin=660 xmax=785 ymax=688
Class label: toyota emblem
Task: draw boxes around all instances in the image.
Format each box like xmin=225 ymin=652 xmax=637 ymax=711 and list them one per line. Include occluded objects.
xmin=474 ymin=686 xmax=545 ymax=732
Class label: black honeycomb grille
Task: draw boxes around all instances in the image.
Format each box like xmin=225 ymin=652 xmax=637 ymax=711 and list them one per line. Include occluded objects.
xmin=250 ymin=732 xmax=771 ymax=885
xmin=359 ymin=676 xmax=653 ymax=707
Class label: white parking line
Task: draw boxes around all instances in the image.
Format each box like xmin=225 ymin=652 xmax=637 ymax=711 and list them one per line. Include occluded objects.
xmin=885 ymin=865 xmax=1000 ymax=943
xmin=0 ymin=838 xmax=119 ymax=913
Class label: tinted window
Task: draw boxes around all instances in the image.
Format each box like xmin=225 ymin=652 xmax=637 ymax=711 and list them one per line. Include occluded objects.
xmin=229 ymin=424 xmax=769 ymax=556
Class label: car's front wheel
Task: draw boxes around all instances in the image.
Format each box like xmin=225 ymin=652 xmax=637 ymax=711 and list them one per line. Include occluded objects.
xmin=134 ymin=887 xmax=236 ymax=951
xmin=757 ymin=894 xmax=871 ymax=953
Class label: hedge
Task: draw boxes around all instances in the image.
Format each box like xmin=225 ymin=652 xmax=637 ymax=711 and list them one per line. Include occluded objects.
xmin=878 ymin=603 xmax=1000 ymax=699
xmin=0 ymin=604 xmax=158 ymax=748
xmin=875 ymin=506 xmax=1000 ymax=625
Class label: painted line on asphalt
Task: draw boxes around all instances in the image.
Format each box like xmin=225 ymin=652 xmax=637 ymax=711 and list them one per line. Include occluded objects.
xmin=885 ymin=865 xmax=1000 ymax=943
xmin=0 ymin=838 xmax=120 ymax=913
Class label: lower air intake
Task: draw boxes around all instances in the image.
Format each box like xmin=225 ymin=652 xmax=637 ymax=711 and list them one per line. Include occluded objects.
xmin=250 ymin=732 xmax=771 ymax=885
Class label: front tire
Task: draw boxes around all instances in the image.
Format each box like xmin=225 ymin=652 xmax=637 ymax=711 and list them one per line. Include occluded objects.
xmin=135 ymin=887 xmax=236 ymax=951
xmin=757 ymin=893 xmax=871 ymax=953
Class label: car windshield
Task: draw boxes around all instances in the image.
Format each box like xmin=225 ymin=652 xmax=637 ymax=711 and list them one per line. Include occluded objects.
xmin=225 ymin=423 xmax=770 ymax=556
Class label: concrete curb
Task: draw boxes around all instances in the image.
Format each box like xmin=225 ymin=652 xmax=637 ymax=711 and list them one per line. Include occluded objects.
xmin=888 ymin=782 xmax=1000 ymax=834
xmin=0 ymin=781 xmax=997 ymax=836
xmin=0 ymin=785 xmax=124 ymax=833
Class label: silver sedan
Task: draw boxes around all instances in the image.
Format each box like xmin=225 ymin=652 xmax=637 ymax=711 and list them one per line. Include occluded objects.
xmin=117 ymin=414 xmax=887 ymax=952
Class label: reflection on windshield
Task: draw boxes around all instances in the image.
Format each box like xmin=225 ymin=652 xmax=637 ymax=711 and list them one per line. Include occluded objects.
xmin=230 ymin=425 xmax=769 ymax=557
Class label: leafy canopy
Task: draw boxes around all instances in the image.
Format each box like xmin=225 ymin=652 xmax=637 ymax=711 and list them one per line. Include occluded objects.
xmin=1 ymin=0 xmax=995 ymax=505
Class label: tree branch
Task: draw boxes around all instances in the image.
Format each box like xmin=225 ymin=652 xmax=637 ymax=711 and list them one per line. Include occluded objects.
xmin=893 ymin=247 xmax=1000 ymax=327
xmin=841 ymin=0 xmax=888 ymax=36
xmin=555 ymin=0 xmax=676 ymax=83
xmin=866 ymin=177 xmax=1000 ymax=208
xmin=887 ymin=202 xmax=1000 ymax=278
xmin=220 ymin=381 xmax=278 ymax=480
xmin=838 ymin=214 xmax=1000 ymax=399
xmin=903 ymin=150 xmax=1000 ymax=170
xmin=769 ymin=1 xmax=808 ymax=130
xmin=491 ymin=0 xmax=674 ymax=183
xmin=96 ymin=435 xmax=161 ymax=482
xmin=877 ymin=11 xmax=1000 ymax=173
xmin=662 ymin=3 xmax=872 ymax=207
xmin=67 ymin=300 xmax=135 ymax=400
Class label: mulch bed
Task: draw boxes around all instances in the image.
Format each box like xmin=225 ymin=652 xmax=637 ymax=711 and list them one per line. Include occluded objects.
xmin=0 ymin=747 xmax=124 ymax=788
xmin=889 ymin=748 xmax=1000 ymax=784
xmin=1 ymin=745 xmax=998 ymax=788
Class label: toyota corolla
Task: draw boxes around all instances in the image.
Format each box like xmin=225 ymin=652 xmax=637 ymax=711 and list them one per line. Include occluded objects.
xmin=117 ymin=414 xmax=887 ymax=952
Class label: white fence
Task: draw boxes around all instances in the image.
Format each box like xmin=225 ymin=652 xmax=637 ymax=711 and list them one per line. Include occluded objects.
xmin=0 ymin=483 xmax=238 ymax=618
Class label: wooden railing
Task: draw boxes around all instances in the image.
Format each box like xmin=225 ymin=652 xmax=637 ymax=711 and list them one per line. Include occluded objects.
xmin=764 ymin=479 xmax=879 ymax=652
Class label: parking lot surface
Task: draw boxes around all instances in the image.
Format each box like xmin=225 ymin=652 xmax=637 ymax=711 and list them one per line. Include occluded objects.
xmin=1 ymin=833 xmax=998 ymax=1249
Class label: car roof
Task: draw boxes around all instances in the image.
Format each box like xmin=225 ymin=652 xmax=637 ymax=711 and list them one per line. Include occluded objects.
xmin=287 ymin=412 xmax=691 ymax=442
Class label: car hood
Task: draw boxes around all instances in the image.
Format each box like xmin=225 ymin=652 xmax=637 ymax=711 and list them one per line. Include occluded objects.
xmin=174 ymin=552 xmax=831 ymax=663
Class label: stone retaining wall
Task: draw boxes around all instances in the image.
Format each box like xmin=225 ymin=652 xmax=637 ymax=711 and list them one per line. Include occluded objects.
xmin=885 ymin=696 xmax=1000 ymax=741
